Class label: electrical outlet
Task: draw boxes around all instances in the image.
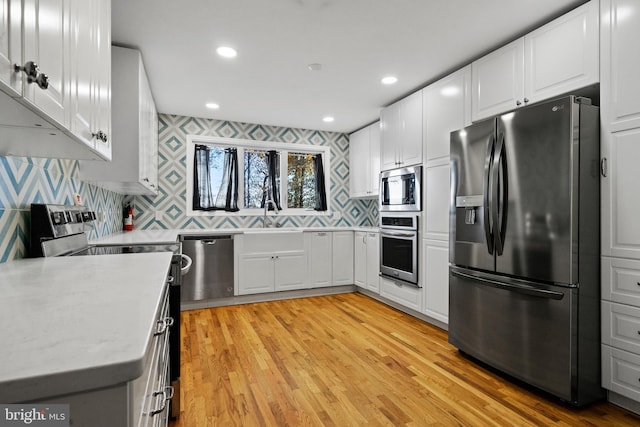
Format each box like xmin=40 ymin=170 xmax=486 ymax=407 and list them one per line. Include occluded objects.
xmin=155 ymin=211 xmax=164 ymax=221
xmin=333 ymin=211 xmax=342 ymax=220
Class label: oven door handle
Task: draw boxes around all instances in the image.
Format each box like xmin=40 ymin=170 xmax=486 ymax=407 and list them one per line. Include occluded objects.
xmin=380 ymin=230 xmax=416 ymax=238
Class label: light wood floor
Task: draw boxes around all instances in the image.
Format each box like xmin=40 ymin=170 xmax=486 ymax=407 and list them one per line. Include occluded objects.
xmin=171 ymin=293 xmax=640 ymax=426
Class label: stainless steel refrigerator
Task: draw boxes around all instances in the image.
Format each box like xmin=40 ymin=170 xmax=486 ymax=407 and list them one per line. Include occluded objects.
xmin=448 ymin=95 xmax=603 ymax=406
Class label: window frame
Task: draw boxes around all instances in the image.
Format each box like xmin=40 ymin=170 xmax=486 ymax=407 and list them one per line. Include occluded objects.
xmin=186 ymin=135 xmax=331 ymax=217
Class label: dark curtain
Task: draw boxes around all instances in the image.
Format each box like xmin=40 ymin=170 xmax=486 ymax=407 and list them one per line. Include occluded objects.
xmin=192 ymin=145 xmax=239 ymax=212
xmin=193 ymin=144 xmax=213 ymax=210
xmin=261 ymin=150 xmax=281 ymax=210
xmin=313 ymin=153 xmax=327 ymax=211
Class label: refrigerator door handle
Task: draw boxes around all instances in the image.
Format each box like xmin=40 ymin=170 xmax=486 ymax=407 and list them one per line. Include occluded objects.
xmin=451 ymin=268 xmax=565 ymax=300
xmin=493 ymin=132 xmax=508 ymax=255
xmin=483 ymin=134 xmax=496 ymax=255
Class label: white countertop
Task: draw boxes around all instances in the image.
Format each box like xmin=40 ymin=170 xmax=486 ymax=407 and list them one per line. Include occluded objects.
xmin=0 ymin=252 xmax=173 ymax=402
xmin=90 ymin=227 xmax=380 ymax=246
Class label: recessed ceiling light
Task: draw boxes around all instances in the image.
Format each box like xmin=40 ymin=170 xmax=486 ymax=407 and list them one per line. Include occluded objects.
xmin=381 ymin=76 xmax=398 ymax=85
xmin=206 ymin=103 xmax=220 ymax=109
xmin=308 ymin=63 xmax=322 ymax=71
xmin=216 ymin=46 xmax=237 ymax=58
xmin=323 ymin=116 xmax=334 ymax=123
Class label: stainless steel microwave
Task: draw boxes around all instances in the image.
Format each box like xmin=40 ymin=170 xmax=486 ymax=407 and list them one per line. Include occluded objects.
xmin=380 ymin=166 xmax=422 ymax=212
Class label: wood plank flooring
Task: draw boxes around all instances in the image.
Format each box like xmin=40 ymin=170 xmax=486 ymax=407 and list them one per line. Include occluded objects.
xmin=170 ymin=293 xmax=640 ymax=426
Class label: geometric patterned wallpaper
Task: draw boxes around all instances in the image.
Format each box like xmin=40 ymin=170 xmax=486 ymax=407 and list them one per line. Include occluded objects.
xmin=0 ymin=156 xmax=124 ymax=263
xmin=128 ymin=114 xmax=378 ymax=230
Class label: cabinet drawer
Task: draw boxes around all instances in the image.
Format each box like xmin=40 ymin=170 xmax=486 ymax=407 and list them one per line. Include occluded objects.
xmin=380 ymin=277 xmax=423 ymax=312
xmin=602 ymin=301 xmax=640 ymax=354
xmin=602 ymin=257 xmax=640 ymax=306
xmin=603 ymin=345 xmax=640 ymax=402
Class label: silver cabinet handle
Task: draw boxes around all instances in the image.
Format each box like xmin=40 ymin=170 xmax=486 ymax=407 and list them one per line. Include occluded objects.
xmin=600 ymin=158 xmax=608 ymax=177
xmin=154 ymin=316 xmax=174 ymax=336
xmin=14 ymin=61 xmax=48 ymax=89
xmin=150 ymin=386 xmax=174 ymax=416
xmin=524 ymin=98 xmax=529 ymax=104
xmin=516 ymin=100 xmax=522 ymax=106
xmin=92 ymin=130 xmax=108 ymax=143
xmin=14 ymin=61 xmax=39 ymax=80
xmin=317 ymin=232 xmax=327 ymax=236
xmin=167 ymin=276 xmax=174 ymax=284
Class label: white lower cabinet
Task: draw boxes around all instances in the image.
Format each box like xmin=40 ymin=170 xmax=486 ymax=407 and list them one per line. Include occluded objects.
xmin=307 ymin=231 xmax=354 ymax=288
xmin=422 ymin=239 xmax=449 ymax=324
xmin=354 ymin=232 xmax=367 ymax=288
xmin=307 ymin=232 xmax=332 ymax=287
xmin=379 ymin=276 xmax=422 ymax=312
xmin=354 ymin=231 xmax=379 ymax=292
xmin=601 ymin=257 xmax=640 ymax=407
xmin=602 ymin=345 xmax=640 ymax=403
xmin=332 ymin=231 xmax=354 ymax=285
xmin=365 ymin=232 xmax=380 ymax=293
xmin=238 ymin=251 xmax=306 ymax=295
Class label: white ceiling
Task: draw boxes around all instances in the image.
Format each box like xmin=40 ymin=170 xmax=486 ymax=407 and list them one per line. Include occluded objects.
xmin=112 ymin=0 xmax=588 ymax=134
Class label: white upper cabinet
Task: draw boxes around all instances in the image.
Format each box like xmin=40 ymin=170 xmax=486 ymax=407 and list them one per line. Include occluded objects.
xmin=68 ymin=0 xmax=111 ymax=157
xmin=424 ymin=66 xmax=472 ymax=164
xmin=472 ymin=39 xmax=525 ymax=122
xmin=472 ymin=1 xmax=599 ymax=122
xmin=0 ymin=0 xmax=111 ymax=161
xmin=601 ymin=0 xmax=640 ymax=132
xmin=349 ymin=121 xmax=380 ymax=198
xmin=0 ymin=0 xmax=22 ymax=96
xmin=80 ymin=46 xmax=158 ymax=195
xmin=524 ymin=0 xmax=599 ymax=103
xmin=380 ymin=90 xmax=423 ymax=170
xmin=22 ymin=0 xmax=67 ymax=127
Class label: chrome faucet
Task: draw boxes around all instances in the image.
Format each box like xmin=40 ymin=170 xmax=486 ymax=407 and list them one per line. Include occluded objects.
xmin=263 ymin=199 xmax=279 ymax=228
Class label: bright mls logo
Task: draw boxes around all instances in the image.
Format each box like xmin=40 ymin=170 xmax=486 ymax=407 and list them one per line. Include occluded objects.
xmin=0 ymin=405 xmax=69 ymax=427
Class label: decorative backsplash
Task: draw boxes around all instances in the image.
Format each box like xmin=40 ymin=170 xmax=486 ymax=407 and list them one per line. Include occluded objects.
xmin=0 ymin=156 xmax=123 ymax=263
xmin=128 ymin=114 xmax=377 ymax=230
xmin=0 ymin=115 xmax=377 ymax=262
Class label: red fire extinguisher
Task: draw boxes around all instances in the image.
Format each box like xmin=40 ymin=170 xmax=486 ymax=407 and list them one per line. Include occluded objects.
xmin=124 ymin=204 xmax=133 ymax=231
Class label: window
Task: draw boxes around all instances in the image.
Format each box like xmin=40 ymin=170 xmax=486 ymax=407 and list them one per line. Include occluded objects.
xmin=186 ymin=136 xmax=329 ymax=216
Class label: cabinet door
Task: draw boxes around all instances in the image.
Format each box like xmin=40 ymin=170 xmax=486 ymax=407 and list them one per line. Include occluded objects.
xmin=22 ymin=0 xmax=67 ymax=126
xmin=309 ymin=232 xmax=332 ymax=287
xmin=92 ymin=0 xmax=111 ymax=159
xmin=602 ymin=128 xmax=640 ymax=259
xmin=398 ymin=90 xmax=423 ymax=167
xmin=369 ymin=121 xmax=380 ymax=195
xmin=380 ymin=103 xmax=399 ymax=171
xmin=0 ymin=0 xmax=22 ymax=95
xmin=68 ymin=0 xmax=96 ymax=150
xmin=139 ymin=61 xmax=158 ymax=193
xmin=424 ymin=66 xmax=471 ymax=164
xmin=354 ymin=232 xmax=367 ymax=288
xmin=471 ymin=38 xmax=525 ymax=121
xmin=365 ymin=232 xmax=380 ymax=293
xmin=238 ymin=253 xmax=275 ymax=295
xmin=601 ymin=0 xmax=640 ymax=132
xmin=332 ymin=231 xmax=354 ymax=285
xmin=424 ymin=162 xmax=450 ymax=241
xmin=423 ymin=239 xmax=449 ymax=324
xmin=274 ymin=250 xmax=307 ymax=291
xmin=349 ymin=126 xmax=370 ymax=198
xmin=524 ymin=1 xmax=598 ymax=105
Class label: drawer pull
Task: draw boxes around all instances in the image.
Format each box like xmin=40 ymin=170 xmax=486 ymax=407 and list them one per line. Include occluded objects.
xmin=150 ymin=386 xmax=175 ymax=416
xmin=154 ymin=316 xmax=174 ymax=336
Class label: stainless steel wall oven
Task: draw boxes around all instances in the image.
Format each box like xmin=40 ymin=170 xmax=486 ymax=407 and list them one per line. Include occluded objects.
xmin=379 ymin=213 xmax=419 ymax=286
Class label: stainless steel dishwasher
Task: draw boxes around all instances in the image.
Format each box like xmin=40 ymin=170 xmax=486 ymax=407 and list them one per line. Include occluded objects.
xmin=180 ymin=234 xmax=234 ymax=302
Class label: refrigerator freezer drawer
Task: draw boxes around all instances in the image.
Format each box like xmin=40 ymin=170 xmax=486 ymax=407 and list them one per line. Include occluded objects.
xmin=449 ymin=267 xmax=576 ymax=402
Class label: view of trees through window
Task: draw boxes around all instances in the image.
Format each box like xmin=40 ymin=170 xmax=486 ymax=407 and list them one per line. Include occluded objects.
xmin=287 ymin=152 xmax=315 ymax=209
xmin=243 ymin=149 xmax=279 ymax=208
xmin=190 ymin=138 xmax=327 ymax=214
